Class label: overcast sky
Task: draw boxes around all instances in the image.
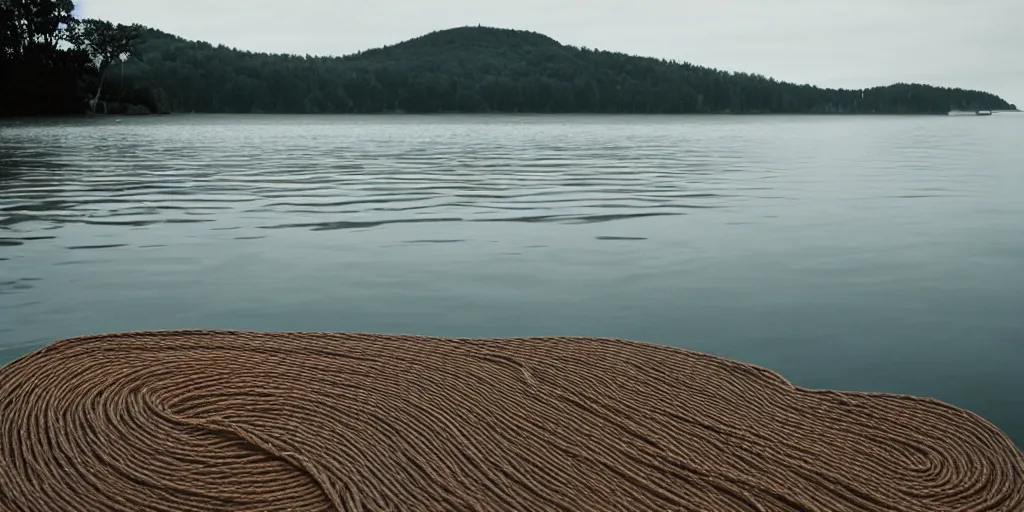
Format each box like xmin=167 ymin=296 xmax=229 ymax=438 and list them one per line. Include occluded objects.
xmin=76 ymin=0 xmax=1021 ymax=104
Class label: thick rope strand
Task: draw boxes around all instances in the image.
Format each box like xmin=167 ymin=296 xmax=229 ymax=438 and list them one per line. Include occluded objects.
xmin=1 ymin=331 xmax=1021 ymax=511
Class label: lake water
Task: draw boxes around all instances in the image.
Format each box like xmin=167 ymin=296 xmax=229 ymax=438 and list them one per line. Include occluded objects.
xmin=1 ymin=114 xmax=1022 ymax=447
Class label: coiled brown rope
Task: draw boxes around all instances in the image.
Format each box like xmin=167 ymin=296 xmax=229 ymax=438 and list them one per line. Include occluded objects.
xmin=1 ymin=331 xmax=1022 ymax=511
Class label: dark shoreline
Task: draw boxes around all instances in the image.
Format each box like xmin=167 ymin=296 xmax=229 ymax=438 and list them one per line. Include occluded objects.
xmin=6 ymin=111 xmax=1021 ymax=120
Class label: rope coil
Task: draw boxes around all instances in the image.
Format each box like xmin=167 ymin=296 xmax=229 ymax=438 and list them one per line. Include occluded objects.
xmin=1 ymin=330 xmax=1021 ymax=511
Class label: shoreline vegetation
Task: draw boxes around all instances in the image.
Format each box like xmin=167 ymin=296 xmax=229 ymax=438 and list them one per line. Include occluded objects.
xmin=1 ymin=1 xmax=1018 ymax=117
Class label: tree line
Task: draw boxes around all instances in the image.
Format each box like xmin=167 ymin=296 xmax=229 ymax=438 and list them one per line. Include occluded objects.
xmin=1 ymin=0 xmax=142 ymax=116
xmin=117 ymin=26 xmax=1018 ymax=115
xmin=2 ymin=4 xmax=1016 ymax=116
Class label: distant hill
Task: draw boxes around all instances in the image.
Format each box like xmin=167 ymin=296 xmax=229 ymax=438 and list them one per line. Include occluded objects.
xmin=114 ymin=25 xmax=1015 ymax=115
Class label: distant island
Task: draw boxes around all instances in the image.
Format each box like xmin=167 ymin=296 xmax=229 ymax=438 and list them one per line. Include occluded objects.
xmin=1 ymin=1 xmax=1017 ymax=116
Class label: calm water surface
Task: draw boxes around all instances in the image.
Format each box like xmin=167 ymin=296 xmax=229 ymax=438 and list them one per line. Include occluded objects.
xmin=2 ymin=115 xmax=1022 ymax=446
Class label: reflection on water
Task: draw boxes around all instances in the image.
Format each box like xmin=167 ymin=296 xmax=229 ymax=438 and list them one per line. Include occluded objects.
xmin=1 ymin=114 xmax=1023 ymax=447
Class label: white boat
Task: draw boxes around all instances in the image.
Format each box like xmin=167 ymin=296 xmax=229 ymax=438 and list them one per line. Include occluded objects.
xmin=948 ymin=110 xmax=993 ymax=116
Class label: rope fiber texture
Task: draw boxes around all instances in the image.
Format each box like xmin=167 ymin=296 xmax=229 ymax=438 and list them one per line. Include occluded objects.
xmin=1 ymin=330 xmax=1022 ymax=511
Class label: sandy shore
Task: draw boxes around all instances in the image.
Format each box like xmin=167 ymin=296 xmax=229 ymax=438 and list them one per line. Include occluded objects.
xmin=1 ymin=330 xmax=1022 ymax=511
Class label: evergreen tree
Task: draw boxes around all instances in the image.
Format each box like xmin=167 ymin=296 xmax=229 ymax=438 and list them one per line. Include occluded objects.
xmin=1 ymin=14 xmax=1016 ymax=117
xmin=114 ymin=26 xmax=1015 ymax=115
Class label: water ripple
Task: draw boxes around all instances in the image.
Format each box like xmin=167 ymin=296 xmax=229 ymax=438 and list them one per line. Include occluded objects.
xmin=1 ymin=115 xmax=1002 ymax=259
xmin=65 ymin=244 xmax=129 ymax=250
xmin=0 ymin=117 xmax=774 ymax=240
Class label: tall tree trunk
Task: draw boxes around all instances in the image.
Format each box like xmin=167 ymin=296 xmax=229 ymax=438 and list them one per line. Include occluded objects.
xmin=90 ymin=65 xmax=108 ymax=112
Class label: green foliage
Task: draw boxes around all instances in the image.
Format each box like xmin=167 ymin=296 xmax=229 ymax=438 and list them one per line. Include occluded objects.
xmin=118 ymin=25 xmax=1014 ymax=115
xmin=71 ymin=18 xmax=142 ymax=107
xmin=72 ymin=18 xmax=142 ymax=73
xmin=1 ymin=0 xmax=89 ymax=115
xmin=0 ymin=14 xmax=1015 ymax=116
xmin=0 ymin=1 xmax=146 ymax=115
xmin=1 ymin=0 xmax=76 ymax=50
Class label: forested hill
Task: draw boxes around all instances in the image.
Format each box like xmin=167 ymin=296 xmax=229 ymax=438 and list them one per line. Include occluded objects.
xmin=112 ymin=25 xmax=1015 ymax=115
